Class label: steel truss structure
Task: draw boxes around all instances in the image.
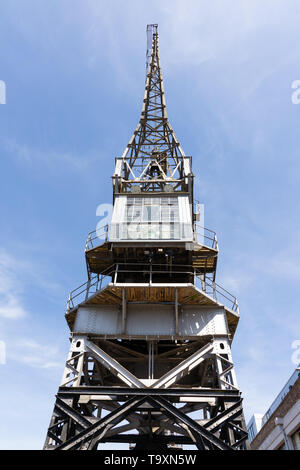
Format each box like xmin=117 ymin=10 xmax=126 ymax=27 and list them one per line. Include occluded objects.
xmin=44 ymin=24 xmax=249 ymax=451
xmin=113 ymin=24 xmax=192 ymax=197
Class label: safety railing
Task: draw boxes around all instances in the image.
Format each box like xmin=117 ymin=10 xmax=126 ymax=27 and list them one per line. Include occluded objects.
xmin=85 ymin=225 xmax=109 ymax=251
xmin=194 ymin=273 xmax=238 ymax=313
xmin=66 ymin=265 xmax=113 ymax=312
xmin=66 ymin=263 xmax=238 ymax=314
xmin=85 ymin=223 xmax=217 ymax=251
xmin=194 ymin=225 xmax=218 ymax=250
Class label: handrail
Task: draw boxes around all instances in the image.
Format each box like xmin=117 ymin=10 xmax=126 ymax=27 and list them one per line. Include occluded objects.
xmin=85 ymin=224 xmax=109 ymax=250
xmin=66 ymin=263 xmax=238 ymax=314
xmin=85 ymin=223 xmax=218 ymax=251
xmin=66 ymin=264 xmax=114 ymax=312
xmin=194 ymin=225 xmax=218 ymax=250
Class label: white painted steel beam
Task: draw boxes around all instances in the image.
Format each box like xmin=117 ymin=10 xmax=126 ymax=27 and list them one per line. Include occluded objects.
xmin=152 ymin=342 xmax=214 ymax=389
xmin=85 ymin=339 xmax=145 ymax=389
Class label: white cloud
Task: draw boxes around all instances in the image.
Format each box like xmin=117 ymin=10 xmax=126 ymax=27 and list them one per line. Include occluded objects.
xmin=218 ymin=271 xmax=255 ymax=296
xmin=82 ymin=0 xmax=300 ymax=71
xmin=255 ymin=247 xmax=300 ymax=281
xmin=2 ymin=138 xmax=97 ymax=172
xmin=0 ymin=251 xmax=27 ymax=319
xmin=7 ymin=338 xmax=62 ymax=369
xmin=0 ymin=250 xmax=68 ymax=370
xmin=0 ymin=295 xmax=26 ymax=320
xmin=0 ymin=247 xmax=66 ymax=320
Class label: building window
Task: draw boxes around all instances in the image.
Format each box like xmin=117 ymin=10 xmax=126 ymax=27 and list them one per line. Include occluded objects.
xmin=111 ymin=195 xmax=193 ymax=241
xmin=248 ymin=424 xmax=255 ymax=442
xmin=126 ymin=197 xmax=179 ymax=224
xmin=277 ymin=442 xmax=286 ymax=450
xmin=292 ymin=428 xmax=300 ymax=450
xmin=124 ymin=197 xmax=180 ymax=240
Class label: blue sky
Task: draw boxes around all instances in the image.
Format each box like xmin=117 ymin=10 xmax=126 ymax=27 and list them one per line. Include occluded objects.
xmin=1 ymin=0 xmax=300 ymax=449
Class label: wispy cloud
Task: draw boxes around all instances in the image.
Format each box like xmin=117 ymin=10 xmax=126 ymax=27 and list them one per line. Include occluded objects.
xmin=0 ymin=251 xmax=27 ymax=319
xmin=0 ymin=247 xmax=68 ymax=320
xmin=7 ymin=338 xmax=62 ymax=369
xmin=0 ymin=250 xmax=67 ymax=372
xmin=2 ymin=138 xmax=97 ymax=172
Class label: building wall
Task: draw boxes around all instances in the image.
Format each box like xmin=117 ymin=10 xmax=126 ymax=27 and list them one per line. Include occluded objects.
xmin=251 ymin=376 xmax=300 ymax=450
xmin=247 ymin=414 xmax=263 ymax=443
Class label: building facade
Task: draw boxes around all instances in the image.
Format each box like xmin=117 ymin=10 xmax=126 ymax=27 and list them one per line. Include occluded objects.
xmin=249 ymin=367 xmax=300 ymax=450
xmin=247 ymin=414 xmax=263 ymax=443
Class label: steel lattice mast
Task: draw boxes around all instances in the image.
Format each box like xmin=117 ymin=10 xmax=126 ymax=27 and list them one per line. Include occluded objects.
xmin=116 ymin=24 xmax=188 ymax=195
xmin=44 ymin=24 xmax=249 ymax=451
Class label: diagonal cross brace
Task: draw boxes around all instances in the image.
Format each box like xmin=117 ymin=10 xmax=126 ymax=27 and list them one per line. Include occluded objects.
xmin=54 ymin=397 xmax=147 ymax=450
xmin=54 ymin=396 xmax=147 ymax=450
xmin=204 ymin=399 xmax=244 ymax=433
xmin=152 ymin=342 xmax=214 ymax=389
xmin=54 ymin=396 xmax=91 ymax=430
xmin=181 ymin=424 xmax=206 ymax=450
xmin=85 ymin=340 xmax=213 ymax=391
xmin=86 ymin=340 xmax=145 ymax=389
xmin=147 ymin=395 xmax=232 ymax=450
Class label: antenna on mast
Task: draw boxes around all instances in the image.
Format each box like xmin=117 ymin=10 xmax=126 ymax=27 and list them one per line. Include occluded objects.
xmin=146 ymin=24 xmax=158 ymax=75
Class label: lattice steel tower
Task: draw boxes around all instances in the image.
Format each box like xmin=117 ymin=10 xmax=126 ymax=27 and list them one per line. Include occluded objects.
xmin=44 ymin=24 xmax=249 ymax=450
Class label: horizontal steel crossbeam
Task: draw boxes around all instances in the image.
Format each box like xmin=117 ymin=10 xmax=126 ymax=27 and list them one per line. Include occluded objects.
xmin=58 ymin=386 xmax=241 ymax=399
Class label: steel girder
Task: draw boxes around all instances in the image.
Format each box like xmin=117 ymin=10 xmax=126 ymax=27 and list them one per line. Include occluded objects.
xmin=44 ymin=336 xmax=249 ymax=450
xmin=44 ymin=389 xmax=248 ymax=450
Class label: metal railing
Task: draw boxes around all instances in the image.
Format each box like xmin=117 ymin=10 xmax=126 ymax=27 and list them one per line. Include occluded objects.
xmin=85 ymin=223 xmax=218 ymax=251
xmin=66 ymin=264 xmax=113 ymax=312
xmin=194 ymin=225 xmax=218 ymax=250
xmin=85 ymin=225 xmax=109 ymax=251
xmin=66 ymin=263 xmax=238 ymax=314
